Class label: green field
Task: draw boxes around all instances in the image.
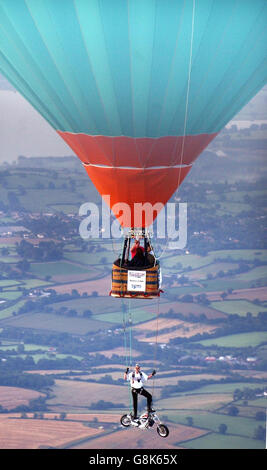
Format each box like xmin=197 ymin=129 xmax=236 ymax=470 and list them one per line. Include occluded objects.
xmin=20 ymin=279 xmax=53 ymax=289
xmin=94 ymin=308 xmax=156 ymax=325
xmin=0 ymin=300 xmax=27 ymax=320
xmin=169 ymin=278 xmax=250 ymax=295
xmin=211 ymin=300 xmax=267 ymax=317
xmin=0 ymin=255 xmax=20 ymax=263
xmin=29 ymin=261 xmax=90 ymax=278
xmin=18 ymin=189 xmax=84 ymax=213
xmin=49 ymin=296 xmax=124 ymax=316
xmin=0 ymin=280 xmax=21 ymax=288
xmin=162 ymin=253 xmax=215 ymax=271
xmin=159 ymin=392 xmax=232 ymax=411
xmin=162 ymin=249 xmax=267 ymax=272
xmin=186 ymin=262 xmax=239 ymax=280
xmin=191 ymin=382 xmax=267 ymax=394
xmin=218 ymin=202 xmax=251 ymax=215
xmin=48 ymin=204 xmax=80 ymax=213
xmin=18 ymin=353 xmax=83 ymax=363
xmin=197 ymin=331 xmax=267 ymax=348
xmin=236 ymin=266 xmax=267 ymax=282
xmin=0 ymin=291 xmax=22 ymax=301
xmin=182 ymin=432 xmax=264 ymax=449
xmin=243 ymin=397 xmax=267 ymax=407
xmin=46 ymin=380 xmax=128 ymax=412
xmin=0 ymin=343 xmax=49 ymax=352
xmin=0 ymin=312 xmax=112 ymax=335
xmin=64 ymin=250 xmax=116 ymax=266
xmin=209 ymin=249 xmax=267 ymax=262
xmin=169 ymin=410 xmax=264 ymax=438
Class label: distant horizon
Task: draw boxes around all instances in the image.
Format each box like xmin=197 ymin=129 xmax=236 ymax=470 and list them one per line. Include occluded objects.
xmin=0 ymin=73 xmax=266 ymax=164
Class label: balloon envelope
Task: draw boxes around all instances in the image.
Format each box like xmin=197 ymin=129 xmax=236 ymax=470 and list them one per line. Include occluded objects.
xmin=0 ymin=0 xmax=267 ymax=226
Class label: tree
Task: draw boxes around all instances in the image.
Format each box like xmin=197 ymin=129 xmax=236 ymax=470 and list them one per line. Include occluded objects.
xmin=186 ymin=416 xmax=194 ymax=426
xmin=255 ymin=411 xmax=265 ymax=421
xmin=180 ymin=294 xmax=193 ymax=303
xmin=17 ymin=344 xmax=25 ymax=354
xmin=228 ymin=405 xmax=239 ymax=417
xmin=218 ymin=424 xmax=227 ymax=434
xmin=17 ymin=259 xmax=30 ymax=273
xmin=83 ymin=309 xmax=92 ymax=318
xmin=253 ymin=425 xmax=266 ymax=441
xmin=60 ymin=412 xmax=67 ymax=420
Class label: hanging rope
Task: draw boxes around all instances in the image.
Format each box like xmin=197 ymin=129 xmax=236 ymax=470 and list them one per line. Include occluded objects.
xmin=178 ymin=0 xmax=196 ymax=172
xmin=128 ymin=297 xmax=133 ymax=368
xmin=151 ymin=295 xmax=160 ymax=398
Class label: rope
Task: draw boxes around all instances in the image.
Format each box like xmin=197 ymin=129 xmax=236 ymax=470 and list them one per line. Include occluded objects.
xmin=179 ymin=0 xmax=195 ymax=170
xmin=128 ymin=298 xmax=133 ymax=369
xmin=151 ymin=295 xmax=160 ymax=398
xmin=118 ymin=237 xmax=132 ymax=411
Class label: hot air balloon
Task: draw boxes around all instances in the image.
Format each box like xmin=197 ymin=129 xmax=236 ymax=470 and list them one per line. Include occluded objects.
xmin=1 ymin=0 xmax=267 ymax=298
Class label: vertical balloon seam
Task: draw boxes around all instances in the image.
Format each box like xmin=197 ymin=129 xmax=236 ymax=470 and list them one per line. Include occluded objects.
xmin=72 ymin=0 xmax=113 ymax=136
xmin=28 ymin=1 xmax=103 ymax=134
xmin=201 ymin=28 xmax=267 ymax=132
xmin=170 ymin=0 xmax=195 ymax=208
xmin=186 ymin=4 xmax=267 ymax=134
xmin=28 ymin=3 xmax=94 ymax=132
xmin=0 ymin=17 xmax=72 ymax=130
xmin=183 ymin=0 xmax=239 ymax=132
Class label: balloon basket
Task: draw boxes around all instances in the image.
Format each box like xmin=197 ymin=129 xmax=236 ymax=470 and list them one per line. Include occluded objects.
xmin=110 ymin=263 xmax=162 ymax=299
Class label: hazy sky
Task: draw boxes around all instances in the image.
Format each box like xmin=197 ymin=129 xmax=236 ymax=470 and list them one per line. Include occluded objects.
xmin=0 ymin=73 xmax=266 ymax=164
xmin=0 ymin=88 xmax=73 ymax=164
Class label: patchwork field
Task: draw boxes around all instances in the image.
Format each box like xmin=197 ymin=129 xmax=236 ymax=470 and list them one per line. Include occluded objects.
xmin=47 ymin=380 xmax=130 ymax=411
xmin=162 ymin=249 xmax=267 ymax=272
xmin=134 ymin=316 xmax=218 ymax=343
xmin=185 ymin=262 xmax=240 ymax=280
xmin=0 ymin=386 xmax=45 ymax=410
xmin=210 ymin=300 xmax=267 ymax=317
xmin=89 ymin=347 xmax=141 ymax=359
xmin=0 ymin=301 xmax=29 ymax=320
xmin=50 ymin=275 xmax=110 ymax=295
xmin=183 ymin=432 xmax=264 ymax=449
xmin=204 ymin=287 xmax=267 ymax=302
xmin=29 ymin=260 xmax=94 ymax=282
xmin=0 ymin=312 xmax=112 ymax=335
xmin=142 ymin=300 xmax=227 ymax=320
xmin=153 ymin=374 xmax=227 ymax=386
xmin=197 ymin=331 xmax=267 ymax=348
xmin=64 ymin=251 xmax=116 ymax=266
xmin=0 ymin=414 xmax=104 ymax=449
xmin=158 ymin=393 xmax=232 ymax=412
xmin=169 ymin=409 xmax=264 ymax=438
xmin=72 ymin=421 xmax=208 ymax=449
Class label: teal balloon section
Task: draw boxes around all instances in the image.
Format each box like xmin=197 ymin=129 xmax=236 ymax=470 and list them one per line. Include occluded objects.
xmin=0 ymin=0 xmax=266 ymax=228
xmin=0 ymin=0 xmax=266 ymax=138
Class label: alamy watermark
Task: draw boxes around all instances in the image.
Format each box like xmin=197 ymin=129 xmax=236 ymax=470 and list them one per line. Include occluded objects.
xmin=79 ymin=195 xmax=187 ymax=250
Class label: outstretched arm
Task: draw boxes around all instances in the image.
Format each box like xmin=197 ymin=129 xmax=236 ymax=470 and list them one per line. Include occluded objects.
xmin=148 ymin=370 xmax=156 ymax=379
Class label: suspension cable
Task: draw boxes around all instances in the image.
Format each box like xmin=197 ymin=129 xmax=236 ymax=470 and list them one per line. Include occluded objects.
xmin=152 ymin=295 xmax=160 ymax=398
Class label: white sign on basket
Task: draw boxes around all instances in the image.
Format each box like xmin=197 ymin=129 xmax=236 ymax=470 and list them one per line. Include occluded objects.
xmin=127 ymin=270 xmax=146 ymax=292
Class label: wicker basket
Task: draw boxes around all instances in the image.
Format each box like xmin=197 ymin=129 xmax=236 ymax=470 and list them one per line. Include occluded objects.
xmin=110 ymin=263 xmax=161 ymax=298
